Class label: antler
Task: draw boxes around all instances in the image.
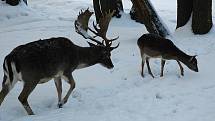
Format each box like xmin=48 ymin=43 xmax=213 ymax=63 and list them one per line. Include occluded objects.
xmin=92 ymin=10 xmax=119 ymax=47
xmin=75 ymin=9 xmax=103 ymax=45
xmin=75 ymin=9 xmax=119 ymax=47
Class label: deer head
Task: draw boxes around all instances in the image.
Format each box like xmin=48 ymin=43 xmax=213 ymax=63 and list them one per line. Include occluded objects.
xmin=187 ymin=55 xmax=198 ymax=72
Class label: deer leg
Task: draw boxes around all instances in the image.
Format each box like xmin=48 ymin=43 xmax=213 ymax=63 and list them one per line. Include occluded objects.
xmin=0 ymin=75 xmax=17 ymax=106
xmin=54 ymin=77 xmax=62 ymax=107
xmin=0 ymin=88 xmax=8 ymax=106
xmin=141 ymin=55 xmax=145 ymax=77
xmin=146 ymin=57 xmax=154 ymax=78
xmin=160 ymin=60 xmax=166 ymax=77
xmin=18 ymin=82 xmax=37 ymax=115
xmin=58 ymin=73 xmax=75 ymax=108
xmin=176 ymin=60 xmax=184 ymax=76
xmin=0 ymin=76 xmax=9 ymax=106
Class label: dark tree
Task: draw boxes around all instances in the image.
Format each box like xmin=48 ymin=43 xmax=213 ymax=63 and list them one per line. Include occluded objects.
xmin=130 ymin=0 xmax=170 ymax=37
xmin=130 ymin=4 xmax=143 ymax=24
xmin=176 ymin=0 xmax=192 ymax=28
xmin=192 ymin=0 xmax=213 ymax=34
xmin=6 ymin=0 xmax=20 ymax=6
xmin=177 ymin=0 xmax=213 ymax=34
xmin=93 ymin=0 xmax=123 ymax=22
xmin=93 ymin=0 xmax=102 ymax=22
xmin=3 ymin=0 xmax=27 ymax=6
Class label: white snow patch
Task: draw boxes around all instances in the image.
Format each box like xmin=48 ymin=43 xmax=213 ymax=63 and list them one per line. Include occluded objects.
xmin=0 ymin=0 xmax=215 ymax=121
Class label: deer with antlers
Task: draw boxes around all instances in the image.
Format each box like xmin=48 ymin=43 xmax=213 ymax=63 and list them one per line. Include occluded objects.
xmin=0 ymin=9 xmax=119 ymax=115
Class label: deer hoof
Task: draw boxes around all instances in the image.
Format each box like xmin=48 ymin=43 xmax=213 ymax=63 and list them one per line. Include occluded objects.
xmin=26 ymin=110 xmax=35 ymax=115
xmin=29 ymin=112 xmax=35 ymax=115
xmin=181 ymin=72 xmax=184 ymax=76
xmin=141 ymin=73 xmax=144 ymax=78
xmin=149 ymin=73 xmax=155 ymax=78
xmin=116 ymin=14 xmax=121 ymax=18
xmin=58 ymin=103 xmax=63 ymax=108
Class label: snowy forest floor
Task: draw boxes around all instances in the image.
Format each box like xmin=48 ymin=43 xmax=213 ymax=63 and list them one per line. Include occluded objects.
xmin=0 ymin=0 xmax=215 ymax=121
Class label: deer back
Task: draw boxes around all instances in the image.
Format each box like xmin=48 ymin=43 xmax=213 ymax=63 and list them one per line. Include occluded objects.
xmin=5 ymin=37 xmax=79 ymax=82
xmin=138 ymin=33 xmax=186 ymax=59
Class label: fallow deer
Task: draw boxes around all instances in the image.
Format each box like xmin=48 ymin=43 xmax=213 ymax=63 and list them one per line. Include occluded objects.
xmin=137 ymin=33 xmax=198 ymax=78
xmin=0 ymin=9 xmax=119 ymax=115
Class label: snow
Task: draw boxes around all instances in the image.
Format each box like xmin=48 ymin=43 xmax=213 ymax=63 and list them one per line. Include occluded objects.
xmin=0 ymin=0 xmax=215 ymax=121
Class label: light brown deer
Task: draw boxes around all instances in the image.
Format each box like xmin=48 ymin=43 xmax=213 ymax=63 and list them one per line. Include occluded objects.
xmin=0 ymin=9 xmax=119 ymax=115
xmin=137 ymin=33 xmax=198 ymax=78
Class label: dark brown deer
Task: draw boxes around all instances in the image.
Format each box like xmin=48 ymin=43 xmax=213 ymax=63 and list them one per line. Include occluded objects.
xmin=137 ymin=33 xmax=198 ymax=78
xmin=0 ymin=9 xmax=119 ymax=115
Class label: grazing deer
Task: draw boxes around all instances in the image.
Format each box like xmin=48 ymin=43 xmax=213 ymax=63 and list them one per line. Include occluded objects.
xmin=137 ymin=33 xmax=198 ymax=78
xmin=0 ymin=9 xmax=119 ymax=115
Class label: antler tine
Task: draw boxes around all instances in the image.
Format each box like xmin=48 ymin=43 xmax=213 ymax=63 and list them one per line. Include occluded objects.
xmin=110 ymin=36 xmax=119 ymax=41
xmin=75 ymin=21 xmax=103 ymax=45
xmin=110 ymin=42 xmax=120 ymax=50
xmin=75 ymin=9 xmax=103 ymax=45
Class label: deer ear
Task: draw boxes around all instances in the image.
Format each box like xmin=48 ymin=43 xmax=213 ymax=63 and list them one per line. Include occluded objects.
xmin=87 ymin=41 xmax=96 ymax=47
xmin=189 ymin=55 xmax=197 ymax=62
xmin=189 ymin=56 xmax=193 ymax=62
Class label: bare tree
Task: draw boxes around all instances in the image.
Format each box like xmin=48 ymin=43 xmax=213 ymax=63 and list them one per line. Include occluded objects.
xmin=177 ymin=0 xmax=213 ymax=34
xmin=130 ymin=0 xmax=170 ymax=37
xmin=2 ymin=0 xmax=27 ymax=6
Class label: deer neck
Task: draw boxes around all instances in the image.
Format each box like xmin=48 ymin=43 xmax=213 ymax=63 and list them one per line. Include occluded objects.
xmin=76 ymin=47 xmax=100 ymax=69
xmin=176 ymin=50 xmax=191 ymax=66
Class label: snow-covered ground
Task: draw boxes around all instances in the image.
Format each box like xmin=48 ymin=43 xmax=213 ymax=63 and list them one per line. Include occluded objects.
xmin=0 ymin=0 xmax=215 ymax=121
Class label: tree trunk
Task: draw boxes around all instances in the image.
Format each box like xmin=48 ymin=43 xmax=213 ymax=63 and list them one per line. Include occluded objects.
xmin=144 ymin=0 xmax=169 ymax=37
xmin=130 ymin=0 xmax=170 ymax=37
xmin=176 ymin=0 xmax=193 ymax=28
xmin=93 ymin=0 xmax=123 ymax=22
xmin=130 ymin=4 xmax=144 ymax=24
xmin=6 ymin=0 xmax=20 ymax=6
xmin=192 ymin=0 xmax=213 ymax=34
xmin=5 ymin=0 xmax=27 ymax=6
xmin=130 ymin=0 xmax=156 ymax=34
xmin=93 ymin=0 xmax=102 ymax=22
xmin=176 ymin=0 xmax=213 ymax=34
